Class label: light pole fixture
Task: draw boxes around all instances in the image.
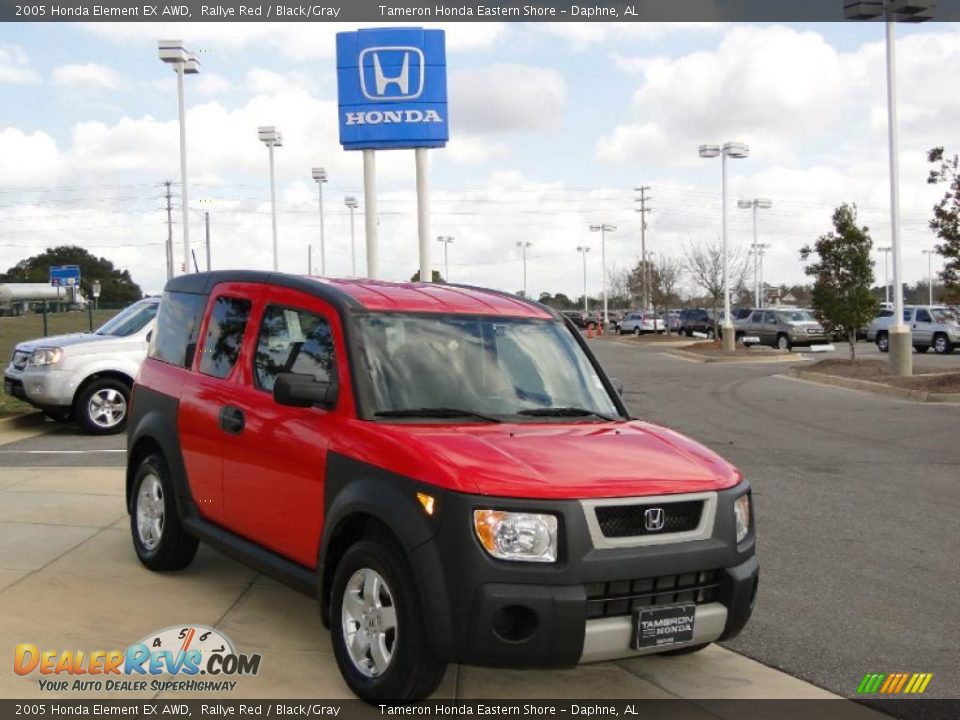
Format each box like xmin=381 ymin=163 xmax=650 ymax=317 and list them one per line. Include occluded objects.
xmin=877 ymin=245 xmax=892 ymax=304
xmin=739 ymin=198 xmax=772 ymax=307
xmin=311 ymin=167 xmax=328 ymax=276
xmin=845 ymin=0 xmax=935 ymax=376
xmin=158 ymin=40 xmax=200 ymax=276
xmin=516 ymin=241 xmax=533 ymax=298
xmin=258 ymin=126 xmax=283 ymax=272
xmin=700 ymin=141 xmax=749 ymax=350
xmin=922 ymin=248 xmax=936 ymax=305
xmin=345 ymin=196 xmax=359 ymax=277
xmin=436 ymin=236 xmax=454 ymax=281
xmin=589 ymin=223 xmax=617 ymax=325
xmin=576 ymin=246 xmax=591 ymax=314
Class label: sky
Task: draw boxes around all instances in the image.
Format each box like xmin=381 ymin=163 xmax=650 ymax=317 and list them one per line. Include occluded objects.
xmin=0 ymin=20 xmax=957 ymax=298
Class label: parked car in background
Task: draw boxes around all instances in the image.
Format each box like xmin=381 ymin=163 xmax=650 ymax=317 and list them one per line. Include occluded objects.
xmin=561 ymin=310 xmax=586 ymax=328
xmin=615 ymin=311 xmax=663 ymax=336
xmin=677 ymin=308 xmax=717 ymax=338
xmin=737 ymin=308 xmax=829 ymax=350
xmin=664 ymin=311 xmax=681 ymax=333
xmin=3 ymin=297 xmax=160 ymax=433
xmin=867 ymin=306 xmax=959 ymax=354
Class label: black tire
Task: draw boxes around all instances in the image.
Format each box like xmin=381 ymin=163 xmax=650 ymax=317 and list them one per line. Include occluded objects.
xmin=914 ymin=345 xmax=930 ymax=354
xmin=876 ymin=332 xmax=889 ymax=354
xmin=776 ymin=333 xmax=791 ymax=351
xmin=633 ymin=327 xmax=641 ymax=336
xmin=933 ymin=333 xmax=954 ymax=355
xmin=330 ymin=538 xmax=446 ymax=701
xmin=75 ymin=377 xmax=130 ymax=435
xmin=130 ymin=453 xmax=198 ymax=572
xmin=660 ymin=643 xmax=711 ymax=656
xmin=706 ymin=328 xmax=716 ymax=340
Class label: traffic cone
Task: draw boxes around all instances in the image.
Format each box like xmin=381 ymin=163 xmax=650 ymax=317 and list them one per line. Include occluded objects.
xmin=598 ymin=321 xmax=604 ymax=336
xmin=587 ymin=325 xmax=594 ymax=339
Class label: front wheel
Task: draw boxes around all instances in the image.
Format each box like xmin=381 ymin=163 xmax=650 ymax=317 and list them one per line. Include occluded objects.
xmin=76 ymin=378 xmax=130 ymax=434
xmin=130 ymin=453 xmax=198 ymax=571
xmin=331 ymin=538 xmax=446 ymax=701
xmin=876 ymin=332 xmax=890 ymax=353
xmin=933 ymin=334 xmax=954 ymax=355
xmin=633 ymin=327 xmax=641 ymax=336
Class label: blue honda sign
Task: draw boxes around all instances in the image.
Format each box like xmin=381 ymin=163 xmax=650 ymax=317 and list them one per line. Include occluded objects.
xmin=336 ymin=28 xmax=448 ymax=151
xmin=49 ymin=265 xmax=81 ymax=288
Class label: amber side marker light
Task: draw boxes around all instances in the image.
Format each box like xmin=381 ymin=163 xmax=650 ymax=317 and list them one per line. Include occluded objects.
xmin=416 ymin=492 xmax=436 ymax=516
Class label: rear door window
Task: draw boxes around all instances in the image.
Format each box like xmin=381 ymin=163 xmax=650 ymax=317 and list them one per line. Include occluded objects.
xmin=199 ymin=296 xmax=253 ymax=379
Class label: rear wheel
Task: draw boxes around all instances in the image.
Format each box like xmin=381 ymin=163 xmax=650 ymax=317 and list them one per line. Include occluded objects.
xmin=706 ymin=328 xmax=716 ymax=340
xmin=130 ymin=453 xmax=198 ymax=571
xmin=633 ymin=327 xmax=641 ymax=336
xmin=933 ymin=333 xmax=954 ymax=355
xmin=76 ymin=378 xmax=130 ymax=435
xmin=876 ymin=332 xmax=890 ymax=353
xmin=331 ymin=538 xmax=446 ymax=700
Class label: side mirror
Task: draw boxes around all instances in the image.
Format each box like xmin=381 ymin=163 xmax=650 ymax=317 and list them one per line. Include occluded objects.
xmin=610 ymin=377 xmax=624 ymax=396
xmin=274 ymin=372 xmax=338 ymax=410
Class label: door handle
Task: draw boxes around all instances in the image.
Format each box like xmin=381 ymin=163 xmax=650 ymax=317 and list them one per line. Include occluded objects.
xmin=218 ymin=406 xmax=245 ymax=435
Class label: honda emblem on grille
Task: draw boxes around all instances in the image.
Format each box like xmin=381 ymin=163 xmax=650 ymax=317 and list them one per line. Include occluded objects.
xmin=644 ymin=507 xmax=665 ymax=532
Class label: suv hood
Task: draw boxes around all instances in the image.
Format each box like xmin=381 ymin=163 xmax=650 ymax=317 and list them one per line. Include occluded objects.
xmin=13 ymin=333 xmax=110 ymax=353
xmin=372 ymin=421 xmax=741 ymax=499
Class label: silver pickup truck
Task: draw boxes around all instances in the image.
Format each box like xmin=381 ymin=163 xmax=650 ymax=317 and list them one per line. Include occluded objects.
xmin=3 ymin=298 xmax=159 ymax=434
xmin=866 ymin=305 xmax=959 ymax=354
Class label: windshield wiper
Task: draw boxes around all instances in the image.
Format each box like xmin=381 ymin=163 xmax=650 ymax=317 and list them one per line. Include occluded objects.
xmin=375 ymin=407 xmax=502 ymax=423
xmin=517 ymin=407 xmax=618 ymax=421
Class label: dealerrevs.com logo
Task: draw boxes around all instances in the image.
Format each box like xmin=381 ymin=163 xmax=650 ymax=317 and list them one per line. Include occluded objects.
xmin=14 ymin=625 xmax=261 ymax=692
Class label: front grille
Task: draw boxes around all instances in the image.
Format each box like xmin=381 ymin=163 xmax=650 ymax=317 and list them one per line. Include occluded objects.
xmin=595 ymin=501 xmax=703 ymax=538
xmin=585 ymin=570 xmax=721 ymax=619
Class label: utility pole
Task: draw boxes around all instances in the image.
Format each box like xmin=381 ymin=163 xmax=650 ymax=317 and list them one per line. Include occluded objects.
xmin=516 ymin=241 xmax=533 ymax=297
xmin=204 ymin=211 xmax=211 ymax=271
xmin=164 ymin=181 xmax=174 ymax=282
xmin=635 ymin=186 xmax=652 ymax=310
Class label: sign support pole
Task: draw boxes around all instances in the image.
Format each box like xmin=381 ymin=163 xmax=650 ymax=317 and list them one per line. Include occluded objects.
xmin=416 ymin=148 xmax=431 ymax=283
xmin=363 ymin=149 xmax=379 ymax=279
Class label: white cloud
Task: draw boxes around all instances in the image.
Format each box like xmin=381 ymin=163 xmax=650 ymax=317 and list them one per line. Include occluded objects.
xmin=195 ymin=72 xmax=232 ymax=96
xmin=0 ymin=45 xmax=40 ymax=84
xmin=450 ymin=64 xmax=567 ymax=134
xmin=0 ymin=129 xmax=63 ymax=184
xmin=52 ymin=63 xmax=124 ymax=91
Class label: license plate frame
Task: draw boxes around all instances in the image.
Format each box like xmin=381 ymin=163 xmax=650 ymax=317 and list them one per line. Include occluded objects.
xmin=631 ymin=604 xmax=696 ymax=650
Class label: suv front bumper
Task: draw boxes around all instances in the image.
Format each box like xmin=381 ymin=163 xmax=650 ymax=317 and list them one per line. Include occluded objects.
xmin=412 ymin=484 xmax=758 ymax=667
xmin=4 ymin=367 xmax=75 ymax=410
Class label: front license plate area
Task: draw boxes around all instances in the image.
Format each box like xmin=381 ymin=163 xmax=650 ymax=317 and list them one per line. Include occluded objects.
xmin=632 ymin=604 xmax=696 ymax=650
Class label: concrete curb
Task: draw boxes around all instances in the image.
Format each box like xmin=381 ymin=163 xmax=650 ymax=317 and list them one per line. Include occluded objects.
xmin=665 ymin=349 xmax=806 ymax=364
xmin=612 ymin=338 xmax=694 ymax=348
xmin=788 ymin=368 xmax=960 ymax=403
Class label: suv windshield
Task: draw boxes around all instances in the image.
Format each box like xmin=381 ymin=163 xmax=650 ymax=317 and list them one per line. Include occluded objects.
xmin=932 ymin=308 xmax=957 ymax=323
xmin=780 ymin=311 xmax=814 ymax=322
xmin=354 ymin=314 xmax=621 ymax=421
xmin=95 ymin=300 xmax=159 ymax=337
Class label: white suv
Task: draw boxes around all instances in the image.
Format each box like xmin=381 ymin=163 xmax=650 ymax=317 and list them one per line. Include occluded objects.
xmin=615 ymin=311 xmax=663 ymax=335
xmin=3 ymin=298 xmax=159 ymax=434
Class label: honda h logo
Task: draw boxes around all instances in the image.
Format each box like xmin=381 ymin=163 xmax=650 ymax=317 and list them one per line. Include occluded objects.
xmin=644 ymin=508 xmax=666 ymax=532
xmin=359 ymin=46 xmax=425 ymax=101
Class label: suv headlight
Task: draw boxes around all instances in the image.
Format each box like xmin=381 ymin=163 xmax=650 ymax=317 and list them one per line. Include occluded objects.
xmin=734 ymin=494 xmax=751 ymax=543
xmin=29 ymin=347 xmax=63 ymax=366
xmin=474 ymin=510 xmax=558 ymax=563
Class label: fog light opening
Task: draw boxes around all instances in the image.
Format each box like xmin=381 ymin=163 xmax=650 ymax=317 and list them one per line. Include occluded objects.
xmin=491 ymin=605 xmax=538 ymax=643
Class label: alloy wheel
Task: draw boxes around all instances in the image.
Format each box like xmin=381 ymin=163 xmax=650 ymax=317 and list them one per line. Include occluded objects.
xmin=341 ymin=568 xmax=398 ymax=678
xmin=87 ymin=387 xmax=127 ymax=429
xmin=135 ymin=473 xmax=164 ymax=551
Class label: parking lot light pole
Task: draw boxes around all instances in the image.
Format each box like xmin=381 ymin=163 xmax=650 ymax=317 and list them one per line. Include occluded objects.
xmin=345 ymin=196 xmax=359 ymax=277
xmin=311 ymin=167 xmax=328 ymax=276
xmin=577 ymin=246 xmax=591 ymax=313
xmin=158 ymin=41 xmax=199 ymax=276
xmin=436 ymin=236 xmax=454 ymax=281
xmin=877 ymin=246 xmax=892 ymax=304
xmin=739 ymin=198 xmax=772 ymax=307
xmin=258 ymin=127 xmax=283 ymax=271
xmin=516 ymin=241 xmax=533 ymax=297
xmin=589 ymin=224 xmax=617 ymax=325
xmin=845 ymin=0 xmax=934 ymax=376
xmin=701 ymin=142 xmax=749 ymax=351
xmin=922 ymin=249 xmax=935 ymax=305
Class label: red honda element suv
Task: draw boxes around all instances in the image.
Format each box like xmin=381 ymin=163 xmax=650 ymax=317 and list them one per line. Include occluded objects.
xmin=127 ymin=271 xmax=758 ymax=700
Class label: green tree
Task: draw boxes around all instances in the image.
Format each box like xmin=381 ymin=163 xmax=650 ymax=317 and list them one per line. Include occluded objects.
xmin=927 ymin=146 xmax=960 ymax=302
xmin=800 ymin=204 xmax=877 ymax=360
xmin=409 ymin=269 xmax=445 ymax=283
xmin=0 ymin=246 xmax=142 ymax=303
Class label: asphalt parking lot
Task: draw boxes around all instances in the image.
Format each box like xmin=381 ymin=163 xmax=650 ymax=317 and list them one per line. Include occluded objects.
xmin=0 ymin=337 xmax=955 ymax=710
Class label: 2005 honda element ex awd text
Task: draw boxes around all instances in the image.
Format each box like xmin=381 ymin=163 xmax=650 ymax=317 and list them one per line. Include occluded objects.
xmin=127 ymin=271 xmax=758 ymax=700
